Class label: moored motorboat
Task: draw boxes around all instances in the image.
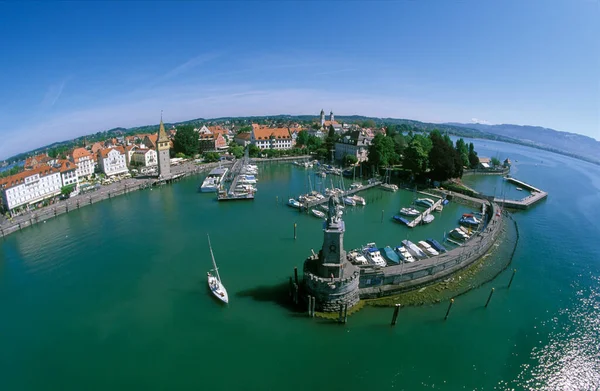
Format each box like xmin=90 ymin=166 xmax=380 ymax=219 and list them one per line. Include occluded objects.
xmin=459 ymin=214 xmax=480 ymax=227
xmin=351 ymin=195 xmax=366 ymax=205
xmin=287 ymin=198 xmax=302 ymax=208
xmin=348 ymin=250 xmax=368 ymax=265
xmin=380 ymin=183 xmax=398 ymax=192
xmin=449 ymin=228 xmax=469 ymax=240
xmin=394 ymin=245 xmax=415 ymax=263
xmin=422 ymin=214 xmax=435 ymax=224
xmin=393 ymin=215 xmax=410 ymax=225
xmin=426 ymin=238 xmax=447 ymax=253
xmin=383 ymin=246 xmax=401 ymax=264
xmin=362 ymin=243 xmax=387 ymax=267
xmin=343 ymin=197 xmax=356 ymax=206
xmin=311 ymin=209 xmax=326 ymax=219
xmin=400 ymin=207 xmax=420 ymax=216
xmin=418 ymin=240 xmax=439 ymax=256
xmin=402 ymin=239 xmax=427 ymax=259
xmin=415 ymin=198 xmax=435 ymax=208
xmin=200 ymin=167 xmax=229 ymax=192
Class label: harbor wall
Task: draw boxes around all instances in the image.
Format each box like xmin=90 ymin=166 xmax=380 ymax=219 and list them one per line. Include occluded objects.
xmin=358 ymin=201 xmax=503 ymax=299
xmin=304 ymin=262 xmax=361 ymax=312
xmin=462 ymin=167 xmax=509 ymax=176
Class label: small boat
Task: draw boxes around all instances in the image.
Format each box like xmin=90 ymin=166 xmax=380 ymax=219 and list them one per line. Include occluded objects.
xmin=459 ymin=214 xmax=480 ymax=227
xmin=348 ymin=250 xmax=368 ymax=265
xmin=422 ymin=214 xmax=435 ymax=224
xmin=349 ymin=182 xmax=362 ymax=190
xmin=343 ymin=197 xmax=356 ymax=206
xmin=351 ymin=195 xmax=366 ymax=205
xmin=393 ymin=215 xmax=410 ymax=225
xmin=402 ymin=239 xmax=427 ymax=259
xmin=400 ymin=207 xmax=420 ymax=216
xmin=435 ymin=205 xmax=444 ymax=212
xmin=207 ymin=234 xmax=228 ymax=304
xmin=516 ymin=187 xmax=523 ymax=191
xmin=317 ymin=171 xmax=326 ymax=178
xmin=239 ymin=175 xmax=258 ymax=184
xmin=383 ymin=246 xmax=400 ymax=264
xmin=380 ymin=183 xmax=398 ymax=192
xmin=311 ymin=209 xmax=326 ymax=219
xmin=319 ymin=204 xmax=329 ymax=211
xmin=415 ymin=198 xmax=435 ymax=208
xmin=418 ymin=240 xmax=439 ymax=256
xmin=287 ymin=198 xmax=302 ymax=208
xmin=394 ymin=245 xmax=415 ymax=263
xmin=458 ymin=226 xmax=472 ymax=236
xmin=442 ymin=199 xmax=450 ymax=206
xmin=426 ymin=238 xmax=447 ymax=253
xmin=449 ymin=228 xmax=469 ymax=240
xmin=362 ymin=243 xmax=387 ymax=267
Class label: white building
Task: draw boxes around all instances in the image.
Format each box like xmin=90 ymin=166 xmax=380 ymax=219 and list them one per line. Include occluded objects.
xmin=251 ymin=124 xmax=293 ymax=150
xmin=0 ymin=165 xmax=62 ymax=214
xmin=335 ymin=131 xmax=371 ymax=163
xmin=97 ymin=147 xmax=128 ymax=177
xmin=131 ymin=148 xmax=157 ymax=167
xmin=71 ymin=147 xmax=95 ymax=179
xmin=57 ymin=160 xmax=79 ymax=189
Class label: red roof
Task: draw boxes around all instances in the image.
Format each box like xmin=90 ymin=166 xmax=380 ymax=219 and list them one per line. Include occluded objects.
xmin=0 ymin=165 xmax=60 ymax=190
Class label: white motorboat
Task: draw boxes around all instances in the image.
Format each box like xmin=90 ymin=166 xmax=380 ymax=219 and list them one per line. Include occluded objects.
xmin=311 ymin=209 xmax=326 ymax=219
xmin=380 ymin=183 xmax=398 ymax=192
xmin=349 ymin=182 xmax=362 ymax=190
xmin=287 ymin=198 xmax=302 ymax=208
xmin=207 ymin=234 xmax=228 ymax=304
xmin=200 ymin=167 xmax=229 ymax=192
xmin=449 ymin=228 xmax=469 ymax=240
xmin=400 ymin=207 xmax=420 ymax=216
xmin=422 ymin=214 xmax=435 ymax=224
xmin=343 ymin=197 xmax=356 ymax=206
xmin=348 ymin=250 xmax=369 ymax=265
xmin=351 ymin=195 xmax=366 ymax=205
xmin=402 ymin=240 xmax=428 ymax=259
xmin=394 ymin=245 xmax=415 ymax=263
xmin=239 ymin=175 xmax=258 ymax=184
xmin=415 ymin=198 xmax=435 ymax=207
xmin=418 ymin=240 xmax=439 ymax=256
xmin=362 ymin=243 xmax=387 ymax=267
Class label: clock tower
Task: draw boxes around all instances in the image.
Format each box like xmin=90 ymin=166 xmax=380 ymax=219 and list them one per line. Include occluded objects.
xmin=156 ymin=114 xmax=171 ymax=179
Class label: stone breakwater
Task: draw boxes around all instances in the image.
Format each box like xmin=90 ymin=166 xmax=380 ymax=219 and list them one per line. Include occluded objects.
xmin=304 ymin=260 xmax=360 ymax=312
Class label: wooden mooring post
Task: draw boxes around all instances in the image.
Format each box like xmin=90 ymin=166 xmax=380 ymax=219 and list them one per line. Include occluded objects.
xmin=311 ymin=296 xmax=316 ymax=317
xmin=391 ymin=304 xmax=401 ymax=326
xmin=444 ymin=299 xmax=455 ymax=320
xmin=294 ymin=267 xmax=298 ymax=285
xmin=293 ymin=283 xmax=299 ymax=305
xmin=338 ymin=304 xmax=344 ymax=324
xmin=381 ymin=209 xmax=384 ymax=223
xmin=307 ymin=295 xmax=312 ymax=316
xmin=485 ymin=288 xmax=495 ymax=308
xmin=294 ymin=223 xmax=297 ymax=240
xmin=289 ymin=277 xmax=293 ymax=298
xmin=343 ymin=303 xmax=348 ymax=323
xmin=507 ymin=269 xmax=517 ymax=289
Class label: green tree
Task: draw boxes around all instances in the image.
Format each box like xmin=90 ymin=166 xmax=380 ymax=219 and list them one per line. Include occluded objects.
xmin=307 ymin=135 xmax=323 ymax=150
xmin=455 ymin=138 xmax=470 ymax=167
xmin=468 ymin=143 xmax=480 ymax=168
xmin=173 ymin=125 xmax=199 ymax=157
xmin=248 ymin=145 xmax=261 ymax=158
xmin=428 ymin=131 xmax=457 ymax=182
xmin=491 ymin=157 xmax=501 ymax=167
xmin=175 ymin=152 xmax=186 ymax=159
xmin=324 ymin=126 xmax=338 ymax=162
xmin=229 ymin=145 xmax=244 ymax=159
xmin=343 ymin=154 xmax=358 ymax=167
xmin=203 ymin=152 xmax=220 ymax=163
xmin=61 ymin=185 xmax=75 ymax=197
xmin=367 ymin=133 xmax=397 ymax=169
xmin=237 ymin=125 xmax=252 ymax=134
xmin=402 ymin=136 xmax=429 ymax=177
xmin=296 ymin=130 xmax=309 ymax=147
xmin=361 ymin=119 xmax=376 ymax=128
xmin=311 ymin=122 xmax=321 ymax=130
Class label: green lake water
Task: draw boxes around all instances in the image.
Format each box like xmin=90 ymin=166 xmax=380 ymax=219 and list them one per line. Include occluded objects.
xmin=1 ymin=140 xmax=599 ymax=390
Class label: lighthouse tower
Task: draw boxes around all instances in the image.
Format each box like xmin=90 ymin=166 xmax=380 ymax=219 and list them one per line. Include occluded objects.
xmin=303 ymin=196 xmax=360 ymax=312
xmin=330 ymin=110 xmax=334 ymax=123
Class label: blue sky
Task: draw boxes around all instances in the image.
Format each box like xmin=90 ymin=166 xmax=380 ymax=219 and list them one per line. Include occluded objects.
xmin=0 ymin=1 xmax=598 ymax=159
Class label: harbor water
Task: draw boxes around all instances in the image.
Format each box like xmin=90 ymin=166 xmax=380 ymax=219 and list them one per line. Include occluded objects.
xmin=1 ymin=140 xmax=599 ymax=390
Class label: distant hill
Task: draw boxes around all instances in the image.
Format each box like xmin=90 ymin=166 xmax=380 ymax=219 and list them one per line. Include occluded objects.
xmin=447 ymin=123 xmax=600 ymax=164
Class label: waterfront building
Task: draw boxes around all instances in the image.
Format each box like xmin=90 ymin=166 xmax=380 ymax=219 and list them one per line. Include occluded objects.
xmin=90 ymin=142 xmax=104 ymax=155
xmin=0 ymin=165 xmax=62 ymax=214
xmin=479 ymin=157 xmax=491 ymax=169
xmin=142 ymin=134 xmax=158 ymax=150
xmin=71 ymin=147 xmax=95 ymax=179
xmin=57 ymin=160 xmax=79 ymax=190
xmin=334 ymin=131 xmax=371 ymax=163
xmin=97 ymin=147 xmax=128 ymax=177
xmin=234 ymin=132 xmax=251 ymax=147
xmin=24 ymin=154 xmax=53 ymax=170
xmin=250 ymin=124 xmax=293 ymax=150
xmin=131 ymin=148 xmax=157 ymax=167
xmin=156 ymin=118 xmax=171 ymax=178
xmin=198 ymin=126 xmax=228 ymax=152
xmin=303 ymin=197 xmax=360 ymax=312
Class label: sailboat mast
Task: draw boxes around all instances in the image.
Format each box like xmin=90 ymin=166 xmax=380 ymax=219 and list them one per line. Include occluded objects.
xmin=207 ymin=234 xmax=221 ymax=282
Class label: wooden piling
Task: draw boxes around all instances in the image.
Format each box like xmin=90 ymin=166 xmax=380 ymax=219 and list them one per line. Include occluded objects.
xmin=338 ymin=304 xmax=344 ymax=323
xmin=293 ymin=283 xmax=298 ymax=305
xmin=294 ymin=267 xmax=298 ymax=285
xmin=485 ymin=288 xmax=495 ymax=307
xmin=294 ymin=223 xmax=297 ymax=240
xmin=311 ymin=296 xmax=316 ymax=317
xmin=307 ymin=295 xmax=312 ymax=315
xmin=444 ymin=298 xmax=454 ymax=320
xmin=289 ymin=276 xmax=293 ymax=298
xmin=391 ymin=304 xmax=400 ymax=326
xmin=343 ymin=303 xmax=348 ymax=323
xmin=381 ymin=209 xmax=384 ymax=223
xmin=507 ymin=269 xmax=517 ymax=289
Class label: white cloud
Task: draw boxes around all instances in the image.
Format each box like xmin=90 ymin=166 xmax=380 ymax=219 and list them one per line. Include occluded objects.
xmin=471 ymin=118 xmax=493 ymax=125
xmin=40 ymin=80 xmax=66 ymax=109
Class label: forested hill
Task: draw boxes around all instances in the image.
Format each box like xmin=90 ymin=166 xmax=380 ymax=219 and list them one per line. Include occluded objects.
xmin=447 ymin=122 xmax=600 ymax=165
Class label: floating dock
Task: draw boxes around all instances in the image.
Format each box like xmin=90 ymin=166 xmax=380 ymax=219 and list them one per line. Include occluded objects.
xmin=405 ymin=195 xmax=443 ymax=228
xmin=217 ymin=159 xmax=256 ymax=201
xmin=301 ymin=180 xmax=382 ymax=210
xmin=494 ymin=177 xmax=548 ymax=209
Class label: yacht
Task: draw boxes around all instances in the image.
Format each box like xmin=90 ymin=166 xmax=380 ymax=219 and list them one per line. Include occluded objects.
xmin=343 ymin=197 xmax=356 ymax=206
xmin=401 ymin=240 xmax=427 ymax=259
xmin=380 ymin=183 xmax=398 ymax=192
xmin=415 ymin=198 xmax=435 ymax=208
xmin=349 ymin=182 xmax=362 ymax=190
xmin=449 ymin=228 xmax=469 ymax=241
xmin=383 ymin=246 xmax=400 ymax=264
xmin=459 ymin=214 xmax=480 ymax=227
xmin=311 ymin=209 xmax=326 ymax=219
xmin=200 ymin=167 xmax=229 ymax=192
xmin=362 ymin=243 xmax=387 ymax=267
xmin=351 ymin=195 xmax=366 ymax=205
xmin=422 ymin=214 xmax=435 ymax=224
xmin=394 ymin=245 xmax=415 ymax=263
xmin=418 ymin=241 xmax=439 ymax=256
xmin=239 ymin=175 xmax=258 ymax=184
xmin=426 ymin=238 xmax=447 ymax=253
xmin=287 ymin=198 xmax=302 ymax=208
xmin=400 ymin=207 xmax=420 ymax=216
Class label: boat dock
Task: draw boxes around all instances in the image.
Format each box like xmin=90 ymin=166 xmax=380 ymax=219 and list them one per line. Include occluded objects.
xmin=405 ymin=196 xmax=443 ymax=228
xmin=302 ymin=180 xmax=382 ymax=210
xmin=217 ymin=159 xmax=255 ymax=201
xmin=494 ymin=177 xmax=548 ymax=209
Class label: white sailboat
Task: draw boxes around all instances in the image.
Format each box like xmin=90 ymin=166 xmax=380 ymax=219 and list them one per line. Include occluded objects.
xmin=207 ymin=234 xmax=229 ymax=304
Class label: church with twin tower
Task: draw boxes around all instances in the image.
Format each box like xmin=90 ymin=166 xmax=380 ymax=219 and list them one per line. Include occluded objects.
xmin=156 ymin=116 xmax=171 ymax=179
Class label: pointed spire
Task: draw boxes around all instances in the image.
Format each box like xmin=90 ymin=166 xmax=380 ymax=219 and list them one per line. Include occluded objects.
xmin=158 ymin=112 xmax=169 ymax=142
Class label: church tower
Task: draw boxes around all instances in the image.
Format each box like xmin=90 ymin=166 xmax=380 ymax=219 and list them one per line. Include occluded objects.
xmin=320 ymin=109 xmax=325 ymax=127
xmin=330 ymin=110 xmax=334 ymax=123
xmin=156 ymin=115 xmax=171 ymax=178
